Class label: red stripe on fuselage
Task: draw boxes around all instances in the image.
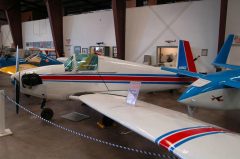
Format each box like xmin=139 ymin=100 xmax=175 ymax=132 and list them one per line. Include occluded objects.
xmin=184 ymin=41 xmax=197 ymax=72
xmin=40 ymin=75 xmax=196 ymax=82
xmin=159 ymin=127 xmax=224 ymax=149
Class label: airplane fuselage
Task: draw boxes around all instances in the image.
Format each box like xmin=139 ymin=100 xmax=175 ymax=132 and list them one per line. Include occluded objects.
xmin=13 ymin=55 xmax=194 ymax=100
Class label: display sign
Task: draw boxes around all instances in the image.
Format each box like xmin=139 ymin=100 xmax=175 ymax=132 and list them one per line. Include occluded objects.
xmin=126 ymin=81 xmax=141 ymax=105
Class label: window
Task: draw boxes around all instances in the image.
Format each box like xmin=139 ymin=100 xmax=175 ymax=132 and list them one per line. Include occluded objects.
xmin=76 ymin=54 xmax=98 ymax=71
xmin=64 ymin=56 xmax=73 ymax=72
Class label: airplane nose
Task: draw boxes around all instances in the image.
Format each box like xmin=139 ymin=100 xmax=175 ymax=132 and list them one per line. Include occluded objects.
xmin=178 ymin=86 xmax=198 ymax=105
xmin=11 ymin=72 xmax=20 ymax=82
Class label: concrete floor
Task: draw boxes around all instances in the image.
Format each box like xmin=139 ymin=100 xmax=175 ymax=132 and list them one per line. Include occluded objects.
xmin=1 ymin=72 xmax=240 ymax=159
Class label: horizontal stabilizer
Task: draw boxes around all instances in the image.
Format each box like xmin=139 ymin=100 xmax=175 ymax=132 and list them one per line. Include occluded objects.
xmin=223 ymin=79 xmax=240 ymax=89
xmin=212 ymin=63 xmax=240 ymax=70
xmin=162 ymin=66 xmax=204 ymax=78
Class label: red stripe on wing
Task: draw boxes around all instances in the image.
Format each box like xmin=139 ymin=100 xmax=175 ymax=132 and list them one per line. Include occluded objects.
xmin=159 ymin=127 xmax=224 ymax=149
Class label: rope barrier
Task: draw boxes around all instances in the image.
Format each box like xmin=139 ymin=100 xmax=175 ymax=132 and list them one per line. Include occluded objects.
xmin=2 ymin=92 xmax=177 ymax=159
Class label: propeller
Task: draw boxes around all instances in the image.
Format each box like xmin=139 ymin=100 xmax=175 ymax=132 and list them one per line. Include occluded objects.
xmin=15 ymin=46 xmax=20 ymax=114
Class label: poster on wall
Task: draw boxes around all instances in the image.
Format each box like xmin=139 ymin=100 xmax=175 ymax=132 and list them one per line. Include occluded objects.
xmin=82 ymin=48 xmax=88 ymax=54
xmin=113 ymin=46 xmax=117 ymax=58
xmin=74 ymin=46 xmax=81 ymax=55
xmin=64 ymin=38 xmax=72 ymax=55
xmin=234 ymin=35 xmax=240 ymax=46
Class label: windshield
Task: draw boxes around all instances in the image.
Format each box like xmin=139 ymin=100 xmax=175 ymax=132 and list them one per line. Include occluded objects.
xmin=64 ymin=56 xmax=74 ymax=72
xmin=76 ymin=54 xmax=98 ymax=71
xmin=64 ymin=54 xmax=98 ymax=72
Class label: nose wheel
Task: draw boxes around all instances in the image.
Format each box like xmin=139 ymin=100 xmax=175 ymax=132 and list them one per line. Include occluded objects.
xmin=41 ymin=108 xmax=54 ymax=120
xmin=40 ymin=98 xmax=54 ymax=120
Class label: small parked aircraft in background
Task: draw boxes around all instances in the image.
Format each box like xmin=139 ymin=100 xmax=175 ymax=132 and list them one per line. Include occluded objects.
xmin=9 ymin=38 xmax=240 ymax=159
xmin=0 ymin=51 xmax=62 ymax=75
xmin=163 ymin=34 xmax=240 ymax=110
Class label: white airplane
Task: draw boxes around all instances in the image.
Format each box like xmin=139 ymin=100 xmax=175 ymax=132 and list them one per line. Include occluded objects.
xmin=9 ymin=39 xmax=240 ymax=159
xmin=11 ymin=40 xmax=196 ymax=119
xmin=163 ymin=34 xmax=240 ymax=110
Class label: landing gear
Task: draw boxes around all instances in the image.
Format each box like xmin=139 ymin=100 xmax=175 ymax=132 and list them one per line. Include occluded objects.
xmin=41 ymin=108 xmax=54 ymax=120
xmin=102 ymin=116 xmax=114 ymax=127
xmin=40 ymin=98 xmax=54 ymax=120
xmin=187 ymin=105 xmax=197 ymax=117
xmin=97 ymin=116 xmax=114 ymax=128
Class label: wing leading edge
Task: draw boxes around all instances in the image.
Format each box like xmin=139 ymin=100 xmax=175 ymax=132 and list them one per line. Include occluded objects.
xmin=70 ymin=94 xmax=240 ymax=159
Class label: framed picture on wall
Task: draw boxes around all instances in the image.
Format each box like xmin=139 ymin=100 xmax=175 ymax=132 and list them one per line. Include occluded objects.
xmin=74 ymin=46 xmax=81 ymax=54
xmin=201 ymin=49 xmax=208 ymax=56
xmin=234 ymin=35 xmax=240 ymax=46
xmin=156 ymin=46 xmax=178 ymax=67
xmin=82 ymin=48 xmax=88 ymax=54
xmin=112 ymin=46 xmax=117 ymax=58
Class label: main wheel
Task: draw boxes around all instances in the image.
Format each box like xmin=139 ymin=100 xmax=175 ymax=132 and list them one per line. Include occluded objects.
xmin=102 ymin=116 xmax=114 ymax=127
xmin=41 ymin=108 xmax=54 ymax=120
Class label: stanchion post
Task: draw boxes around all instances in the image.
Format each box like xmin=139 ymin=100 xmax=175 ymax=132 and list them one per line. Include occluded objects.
xmin=0 ymin=90 xmax=12 ymax=137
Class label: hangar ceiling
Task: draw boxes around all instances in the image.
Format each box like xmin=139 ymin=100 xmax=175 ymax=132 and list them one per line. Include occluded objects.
xmin=0 ymin=0 xmax=199 ymax=25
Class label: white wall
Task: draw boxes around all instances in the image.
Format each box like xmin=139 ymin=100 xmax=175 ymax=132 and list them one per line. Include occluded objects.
xmin=63 ymin=10 xmax=115 ymax=56
xmin=0 ymin=0 xmax=221 ymax=72
xmin=126 ymin=0 xmax=220 ymax=72
xmin=1 ymin=25 xmax=13 ymax=47
xmin=225 ymin=0 xmax=240 ymax=65
xmin=22 ymin=19 xmax=53 ymax=43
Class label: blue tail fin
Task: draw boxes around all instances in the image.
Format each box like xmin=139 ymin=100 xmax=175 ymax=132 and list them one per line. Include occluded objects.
xmin=213 ymin=34 xmax=234 ymax=65
xmin=177 ymin=40 xmax=197 ymax=72
xmin=212 ymin=34 xmax=240 ymax=69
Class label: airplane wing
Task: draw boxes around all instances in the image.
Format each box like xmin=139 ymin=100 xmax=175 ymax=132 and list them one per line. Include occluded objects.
xmin=161 ymin=67 xmax=204 ymax=78
xmin=0 ymin=64 xmax=37 ymax=75
xmin=70 ymin=94 xmax=240 ymax=159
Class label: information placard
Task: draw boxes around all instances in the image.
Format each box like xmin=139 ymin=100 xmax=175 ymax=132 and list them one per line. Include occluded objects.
xmin=126 ymin=81 xmax=141 ymax=105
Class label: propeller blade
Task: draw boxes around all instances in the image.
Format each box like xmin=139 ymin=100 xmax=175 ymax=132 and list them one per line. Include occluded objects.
xmin=16 ymin=46 xmax=19 ymax=72
xmin=15 ymin=45 xmax=20 ymax=114
xmin=15 ymin=80 xmax=20 ymax=114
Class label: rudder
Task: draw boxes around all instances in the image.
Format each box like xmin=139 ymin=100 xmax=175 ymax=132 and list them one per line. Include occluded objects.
xmin=177 ymin=40 xmax=197 ymax=72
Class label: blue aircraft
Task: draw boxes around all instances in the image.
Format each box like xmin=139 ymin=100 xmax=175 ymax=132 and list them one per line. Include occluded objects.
xmin=0 ymin=52 xmax=62 ymax=74
xmin=162 ymin=34 xmax=240 ymax=110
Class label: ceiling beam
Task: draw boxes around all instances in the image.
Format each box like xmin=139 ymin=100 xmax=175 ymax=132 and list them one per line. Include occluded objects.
xmin=21 ymin=0 xmax=42 ymax=8
xmin=112 ymin=0 xmax=126 ymax=60
xmin=218 ymin=0 xmax=228 ymax=52
xmin=0 ymin=17 xmax=7 ymax=21
xmin=45 ymin=0 xmax=64 ymax=57
xmin=5 ymin=0 xmax=23 ymax=48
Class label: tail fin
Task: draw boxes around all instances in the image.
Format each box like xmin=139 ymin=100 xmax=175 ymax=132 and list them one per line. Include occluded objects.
xmin=212 ymin=34 xmax=238 ymax=69
xmin=177 ymin=40 xmax=197 ymax=72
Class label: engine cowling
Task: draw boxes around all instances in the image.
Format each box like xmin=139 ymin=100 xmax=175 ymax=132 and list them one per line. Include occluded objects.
xmin=21 ymin=73 xmax=42 ymax=88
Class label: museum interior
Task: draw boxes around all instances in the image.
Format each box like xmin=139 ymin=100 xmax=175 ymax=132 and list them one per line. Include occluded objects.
xmin=0 ymin=0 xmax=240 ymax=159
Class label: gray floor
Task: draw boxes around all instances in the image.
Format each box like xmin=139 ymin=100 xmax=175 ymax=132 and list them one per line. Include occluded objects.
xmin=1 ymin=72 xmax=240 ymax=159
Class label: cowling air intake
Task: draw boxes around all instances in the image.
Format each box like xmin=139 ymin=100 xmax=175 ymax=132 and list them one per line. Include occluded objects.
xmin=21 ymin=73 xmax=42 ymax=88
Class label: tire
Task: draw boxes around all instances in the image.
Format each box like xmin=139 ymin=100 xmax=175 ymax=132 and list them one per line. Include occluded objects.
xmin=41 ymin=108 xmax=54 ymax=120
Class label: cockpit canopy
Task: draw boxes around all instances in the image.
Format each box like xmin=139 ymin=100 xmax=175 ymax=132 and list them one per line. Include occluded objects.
xmin=64 ymin=54 xmax=98 ymax=72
